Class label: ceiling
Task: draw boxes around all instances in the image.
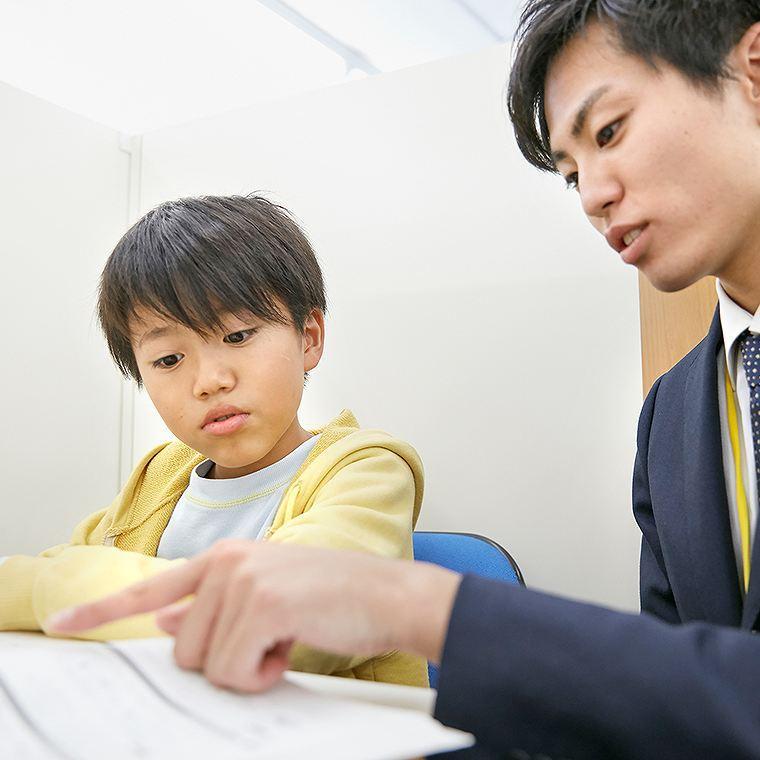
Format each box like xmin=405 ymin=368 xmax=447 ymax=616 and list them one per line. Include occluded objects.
xmin=0 ymin=0 xmax=520 ymax=134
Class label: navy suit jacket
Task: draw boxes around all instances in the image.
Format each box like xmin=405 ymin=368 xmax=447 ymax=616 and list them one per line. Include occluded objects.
xmin=433 ymin=308 xmax=760 ymax=759
xmin=636 ymin=307 xmax=756 ymax=628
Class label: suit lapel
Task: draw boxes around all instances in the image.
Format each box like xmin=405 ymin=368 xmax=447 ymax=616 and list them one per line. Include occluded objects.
xmin=683 ymin=308 xmax=743 ymax=626
xmin=741 ymin=464 xmax=760 ymax=626
xmin=741 ymin=535 xmax=760 ymax=628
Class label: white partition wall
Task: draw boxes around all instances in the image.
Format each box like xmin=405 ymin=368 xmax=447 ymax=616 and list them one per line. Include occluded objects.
xmin=135 ymin=45 xmax=643 ymax=610
xmin=0 ymin=82 xmax=128 ymax=555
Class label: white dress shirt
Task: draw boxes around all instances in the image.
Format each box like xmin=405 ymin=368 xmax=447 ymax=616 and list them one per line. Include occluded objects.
xmin=716 ymin=281 xmax=760 ymax=587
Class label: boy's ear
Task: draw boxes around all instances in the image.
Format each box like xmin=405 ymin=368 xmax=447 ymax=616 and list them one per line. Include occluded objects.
xmin=302 ymin=309 xmax=325 ymax=372
xmin=737 ymin=21 xmax=760 ymax=112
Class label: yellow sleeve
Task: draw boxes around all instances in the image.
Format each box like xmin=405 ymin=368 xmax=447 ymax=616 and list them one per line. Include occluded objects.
xmin=269 ymin=447 xmax=418 ymax=675
xmin=270 ymin=447 xmax=416 ymax=556
xmin=33 ymin=545 xmax=183 ymax=640
xmin=0 ymin=510 xmax=182 ymax=639
xmin=0 ymin=443 xmax=180 ymax=638
xmin=0 ymin=502 xmax=115 ymax=632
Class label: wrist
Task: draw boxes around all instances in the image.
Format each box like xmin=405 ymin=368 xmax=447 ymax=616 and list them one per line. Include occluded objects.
xmin=393 ymin=561 xmax=462 ymax=664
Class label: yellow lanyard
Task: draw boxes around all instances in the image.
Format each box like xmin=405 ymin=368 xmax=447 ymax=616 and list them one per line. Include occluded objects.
xmin=724 ymin=362 xmax=752 ymax=593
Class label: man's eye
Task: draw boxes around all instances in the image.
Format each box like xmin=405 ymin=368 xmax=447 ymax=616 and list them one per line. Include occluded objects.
xmin=224 ymin=328 xmax=256 ymax=345
xmin=153 ymin=354 xmax=182 ymax=369
xmin=596 ymin=120 xmax=621 ymax=148
xmin=564 ymin=172 xmax=579 ymax=191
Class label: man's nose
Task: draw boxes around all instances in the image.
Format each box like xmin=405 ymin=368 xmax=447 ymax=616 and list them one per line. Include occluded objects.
xmin=579 ymin=164 xmax=623 ymax=221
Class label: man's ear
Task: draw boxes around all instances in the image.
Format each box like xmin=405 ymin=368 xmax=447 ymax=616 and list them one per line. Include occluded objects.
xmin=302 ymin=309 xmax=325 ymax=373
xmin=736 ymin=21 xmax=760 ymax=111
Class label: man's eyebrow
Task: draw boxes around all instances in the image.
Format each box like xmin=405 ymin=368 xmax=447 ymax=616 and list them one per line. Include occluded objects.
xmin=552 ymin=149 xmax=568 ymax=165
xmin=137 ymin=325 xmax=172 ymax=348
xmin=550 ymin=85 xmax=611 ymax=166
xmin=572 ymin=85 xmax=610 ymax=137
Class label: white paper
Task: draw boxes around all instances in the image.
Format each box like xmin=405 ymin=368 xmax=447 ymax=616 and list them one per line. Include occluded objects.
xmin=284 ymin=670 xmax=436 ymax=714
xmin=0 ymin=633 xmax=472 ymax=759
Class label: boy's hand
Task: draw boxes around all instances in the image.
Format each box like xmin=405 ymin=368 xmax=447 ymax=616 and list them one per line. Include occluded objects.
xmin=46 ymin=540 xmax=461 ymax=692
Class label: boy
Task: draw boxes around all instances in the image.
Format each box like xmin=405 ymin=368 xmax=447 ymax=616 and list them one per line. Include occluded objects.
xmin=1 ymin=194 xmax=427 ymax=687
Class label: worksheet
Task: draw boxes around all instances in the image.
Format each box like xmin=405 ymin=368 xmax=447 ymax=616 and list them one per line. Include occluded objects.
xmin=0 ymin=633 xmax=472 ymax=760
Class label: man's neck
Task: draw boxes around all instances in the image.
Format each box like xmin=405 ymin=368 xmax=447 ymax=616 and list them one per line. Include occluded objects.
xmin=719 ymin=250 xmax=760 ymax=315
xmin=720 ymin=281 xmax=760 ymax=316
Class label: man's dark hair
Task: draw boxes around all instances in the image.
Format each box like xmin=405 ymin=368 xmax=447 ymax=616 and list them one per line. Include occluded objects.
xmin=507 ymin=0 xmax=760 ymax=173
xmin=98 ymin=194 xmax=327 ymax=384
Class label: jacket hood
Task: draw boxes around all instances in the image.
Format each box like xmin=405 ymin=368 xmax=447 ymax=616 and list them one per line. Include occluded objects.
xmin=106 ymin=409 xmax=423 ymax=540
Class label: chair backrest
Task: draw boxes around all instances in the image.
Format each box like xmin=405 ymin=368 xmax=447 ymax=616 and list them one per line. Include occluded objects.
xmin=412 ymin=531 xmax=524 ymax=688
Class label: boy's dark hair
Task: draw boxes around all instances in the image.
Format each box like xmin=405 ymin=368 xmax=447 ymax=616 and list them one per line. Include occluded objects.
xmin=507 ymin=0 xmax=760 ymax=173
xmin=98 ymin=194 xmax=327 ymax=384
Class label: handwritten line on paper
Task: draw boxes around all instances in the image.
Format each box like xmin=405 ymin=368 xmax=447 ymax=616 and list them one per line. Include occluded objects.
xmin=0 ymin=669 xmax=74 ymax=760
xmin=104 ymin=642 xmax=238 ymax=742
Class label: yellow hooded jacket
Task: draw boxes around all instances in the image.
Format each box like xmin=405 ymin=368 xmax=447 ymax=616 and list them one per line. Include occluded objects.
xmin=0 ymin=410 xmax=427 ymax=687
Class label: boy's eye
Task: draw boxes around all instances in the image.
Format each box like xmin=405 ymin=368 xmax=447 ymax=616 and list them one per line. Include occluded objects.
xmin=564 ymin=171 xmax=579 ymax=191
xmin=153 ymin=353 xmax=183 ymax=369
xmin=223 ymin=328 xmax=257 ymax=345
xmin=596 ymin=119 xmax=622 ymax=148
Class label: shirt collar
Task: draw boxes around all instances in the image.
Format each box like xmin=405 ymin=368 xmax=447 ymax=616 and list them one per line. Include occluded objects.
xmin=716 ymin=280 xmax=760 ymax=386
xmin=188 ymin=435 xmax=319 ymax=504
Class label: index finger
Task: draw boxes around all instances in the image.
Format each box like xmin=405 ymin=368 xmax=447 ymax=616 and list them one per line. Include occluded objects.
xmin=45 ymin=556 xmax=207 ymax=633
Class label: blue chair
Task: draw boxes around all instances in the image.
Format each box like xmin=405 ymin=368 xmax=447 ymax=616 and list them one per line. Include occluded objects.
xmin=412 ymin=531 xmax=524 ymax=688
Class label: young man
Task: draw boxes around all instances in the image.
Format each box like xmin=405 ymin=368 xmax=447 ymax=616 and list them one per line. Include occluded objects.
xmin=51 ymin=2 xmax=760 ymax=758
xmin=1 ymin=194 xmax=427 ymax=687
xmin=507 ymin=0 xmax=760 ymax=631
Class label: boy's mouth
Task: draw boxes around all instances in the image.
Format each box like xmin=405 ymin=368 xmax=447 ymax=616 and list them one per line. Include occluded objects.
xmin=201 ymin=406 xmax=250 ymax=435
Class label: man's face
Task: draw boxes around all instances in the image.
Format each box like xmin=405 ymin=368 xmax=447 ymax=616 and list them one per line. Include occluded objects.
xmin=131 ymin=305 xmax=324 ymax=478
xmin=544 ymin=23 xmax=760 ymax=293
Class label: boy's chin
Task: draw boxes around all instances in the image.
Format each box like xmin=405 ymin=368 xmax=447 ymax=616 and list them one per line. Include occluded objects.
xmin=207 ymin=452 xmax=263 ymax=468
xmin=201 ymin=444 xmax=277 ymax=474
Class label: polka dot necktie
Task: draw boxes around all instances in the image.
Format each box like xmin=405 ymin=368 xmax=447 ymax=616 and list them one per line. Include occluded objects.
xmin=739 ymin=330 xmax=760 ymax=487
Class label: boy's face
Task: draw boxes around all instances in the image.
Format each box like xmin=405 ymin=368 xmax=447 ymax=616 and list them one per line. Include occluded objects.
xmin=131 ymin=304 xmax=324 ymax=478
xmin=543 ymin=22 xmax=760 ymax=294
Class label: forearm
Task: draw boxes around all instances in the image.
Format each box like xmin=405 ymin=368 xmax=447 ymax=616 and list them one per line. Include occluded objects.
xmin=0 ymin=555 xmax=48 ymax=630
xmin=1 ymin=546 xmax=182 ymax=639
xmin=435 ymin=576 xmax=760 ymax=760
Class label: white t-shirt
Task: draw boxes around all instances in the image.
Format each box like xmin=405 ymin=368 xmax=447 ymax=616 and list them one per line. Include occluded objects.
xmin=156 ymin=436 xmax=319 ymax=560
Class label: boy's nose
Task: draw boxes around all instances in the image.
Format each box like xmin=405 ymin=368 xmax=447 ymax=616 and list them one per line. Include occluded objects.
xmin=192 ymin=363 xmax=236 ymax=399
